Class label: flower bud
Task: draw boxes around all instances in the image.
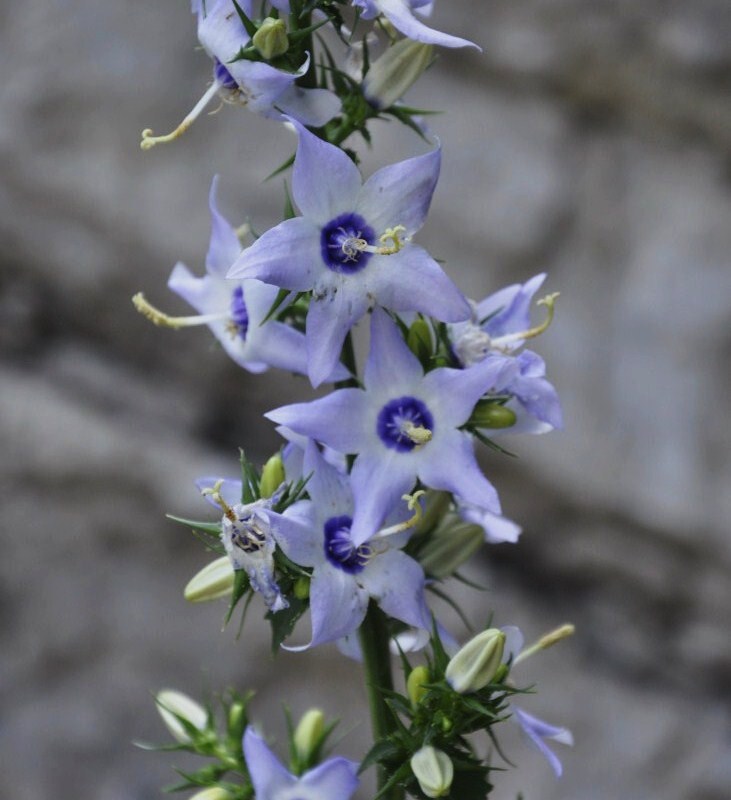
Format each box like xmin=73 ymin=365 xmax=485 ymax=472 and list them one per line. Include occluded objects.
xmin=189 ymin=789 xmax=233 ymax=800
xmin=293 ymin=708 xmax=325 ymax=763
xmin=253 ymin=18 xmax=289 ymax=60
xmin=156 ymin=689 xmax=208 ymax=743
xmin=445 ymin=628 xmax=506 ymax=694
xmin=184 ymin=556 xmax=235 ymax=603
xmin=259 ymin=452 xmax=285 ymax=498
xmin=410 ymin=746 xmax=454 ymax=798
xmin=227 ymin=700 xmax=247 ymax=740
xmin=413 ymin=491 xmax=450 ymax=536
xmin=417 ymin=519 xmax=484 ymax=579
xmin=293 ymin=575 xmax=310 ymax=600
xmin=468 ymin=400 xmax=517 ymax=430
xmin=407 ymin=665 xmax=430 ymax=708
xmin=363 ymin=39 xmax=433 ymax=110
xmin=406 ymin=318 xmax=433 ymax=364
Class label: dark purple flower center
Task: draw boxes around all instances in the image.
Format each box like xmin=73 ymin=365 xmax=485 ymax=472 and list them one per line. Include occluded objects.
xmin=323 ymin=515 xmax=369 ymax=574
xmin=376 ymin=396 xmax=434 ymax=452
xmin=230 ymin=286 xmax=249 ymax=340
xmin=320 ymin=212 xmax=375 ymax=274
xmin=213 ymin=58 xmax=238 ymax=90
xmin=230 ymin=513 xmax=266 ymax=554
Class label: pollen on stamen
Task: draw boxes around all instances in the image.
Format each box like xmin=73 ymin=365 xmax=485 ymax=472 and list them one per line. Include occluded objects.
xmin=140 ymin=79 xmax=222 ymax=150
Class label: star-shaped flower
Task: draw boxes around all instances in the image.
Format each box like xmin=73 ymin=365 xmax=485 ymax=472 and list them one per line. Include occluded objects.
xmin=243 ymin=727 xmax=359 ymax=800
xmin=228 ymin=120 xmax=470 ymax=385
xmin=267 ymin=308 xmax=514 ymax=544
xmin=135 ymin=177 xmax=346 ymax=380
xmin=268 ymin=441 xmax=431 ymax=648
xmin=352 ymin=1 xmax=480 ymax=50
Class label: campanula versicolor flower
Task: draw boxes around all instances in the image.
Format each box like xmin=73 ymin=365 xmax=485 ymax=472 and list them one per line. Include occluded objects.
xmin=450 ymin=273 xmax=563 ymax=434
xmin=268 ymin=441 xmax=431 ymax=648
xmin=228 ymin=120 xmax=470 ymax=385
xmin=244 ymin=726 xmax=360 ymax=800
xmin=352 ymin=0 xmax=480 ymax=50
xmin=267 ymin=308 xmax=515 ymax=544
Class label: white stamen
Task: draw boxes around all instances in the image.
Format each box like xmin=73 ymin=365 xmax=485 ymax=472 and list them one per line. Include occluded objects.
xmin=371 ymin=491 xmax=426 ymax=541
xmin=141 ymin=80 xmax=222 ymax=150
xmin=401 ymin=420 xmax=432 ymax=446
xmin=132 ymin=292 xmax=229 ymax=329
xmin=489 ymin=292 xmax=560 ymax=351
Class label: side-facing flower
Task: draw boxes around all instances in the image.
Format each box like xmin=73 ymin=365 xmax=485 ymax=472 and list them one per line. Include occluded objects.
xmin=267 ymin=308 xmax=515 ymax=544
xmin=141 ymin=0 xmax=339 ymax=149
xmin=134 ymin=177 xmax=347 ymax=380
xmin=243 ymin=727 xmax=359 ymax=800
xmin=228 ymin=120 xmax=470 ymax=386
xmin=268 ymin=440 xmax=431 ymax=647
xmin=352 ymin=0 xmax=480 ymax=50
xmin=450 ymin=274 xmax=563 ymax=433
xmin=513 ymin=707 xmax=573 ymax=777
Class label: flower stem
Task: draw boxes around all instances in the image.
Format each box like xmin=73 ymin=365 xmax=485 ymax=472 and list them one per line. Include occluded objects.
xmin=359 ymin=604 xmax=404 ymax=800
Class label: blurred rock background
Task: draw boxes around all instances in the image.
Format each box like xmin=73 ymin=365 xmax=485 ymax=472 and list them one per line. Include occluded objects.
xmin=1 ymin=1 xmax=730 ymax=798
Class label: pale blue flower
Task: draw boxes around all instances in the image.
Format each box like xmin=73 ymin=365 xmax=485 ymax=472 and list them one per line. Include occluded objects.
xmin=228 ymin=120 xmax=470 ymax=385
xmin=168 ymin=177 xmax=346 ymax=377
xmin=457 ymin=500 xmax=522 ymax=544
xmin=449 ymin=274 xmax=563 ymax=434
xmin=352 ymin=0 xmax=479 ymax=50
xmin=244 ymin=727 xmax=359 ymax=800
xmin=267 ymin=308 xmax=514 ymax=544
xmin=268 ymin=441 xmax=431 ymax=648
xmin=513 ymin=707 xmax=574 ymax=777
xmin=197 ymin=0 xmax=339 ymax=127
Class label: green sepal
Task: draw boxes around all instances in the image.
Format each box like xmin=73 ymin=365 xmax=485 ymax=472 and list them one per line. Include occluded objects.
xmin=239 ymin=449 xmax=261 ymax=504
xmin=265 ymin=595 xmax=308 ymax=652
xmin=231 ymin=0 xmax=258 ymax=38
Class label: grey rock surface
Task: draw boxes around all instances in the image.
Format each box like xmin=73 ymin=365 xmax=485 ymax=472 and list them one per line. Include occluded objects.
xmin=1 ymin=0 xmax=730 ymax=798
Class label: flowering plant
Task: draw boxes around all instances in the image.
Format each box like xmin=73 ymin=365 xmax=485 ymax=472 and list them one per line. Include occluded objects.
xmin=134 ymin=2 xmax=574 ymax=797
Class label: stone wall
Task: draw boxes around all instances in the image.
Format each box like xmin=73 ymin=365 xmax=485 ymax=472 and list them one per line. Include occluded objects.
xmin=1 ymin=1 xmax=730 ymax=798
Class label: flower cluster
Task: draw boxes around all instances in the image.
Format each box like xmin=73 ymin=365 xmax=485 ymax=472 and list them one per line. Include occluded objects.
xmin=135 ymin=2 xmax=574 ymax=798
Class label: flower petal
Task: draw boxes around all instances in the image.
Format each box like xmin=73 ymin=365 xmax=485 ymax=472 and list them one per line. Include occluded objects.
xmin=269 ymin=503 xmax=322 ymax=568
xmin=243 ymin=728 xmax=295 ymax=796
xmin=227 ymin=216 xmax=321 ymax=291
xmin=417 ymin=430 xmax=501 ymax=513
xmin=370 ymin=245 xmax=470 ymax=322
xmin=305 ymin=563 xmax=369 ymax=647
xmin=376 ymin=0 xmax=480 ymax=49
xmin=513 ymin=707 xmax=573 ymax=777
xmin=300 ymin=756 xmax=360 ymax=799
xmin=362 ymin=550 xmax=430 ymax=630
xmin=356 ymin=146 xmax=441 ymax=237
xmin=277 ymin=84 xmax=341 ymax=127
xmin=290 ymin=119 xmax=362 ymax=224
xmin=364 ymin=307 xmax=424 ymax=393
xmin=303 ymin=440 xmax=353 ymax=519
xmin=205 ymin=175 xmax=241 ymax=277
xmin=265 ymin=389 xmax=370 ymax=454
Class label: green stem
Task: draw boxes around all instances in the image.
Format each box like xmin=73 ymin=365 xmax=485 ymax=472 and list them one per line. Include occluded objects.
xmin=358 ymin=604 xmax=404 ymax=800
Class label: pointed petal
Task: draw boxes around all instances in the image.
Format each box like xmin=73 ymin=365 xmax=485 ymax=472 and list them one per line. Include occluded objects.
xmin=195 ymin=476 xmax=242 ymax=508
xmin=268 ymin=504 xmax=322 ymax=568
xmin=243 ymin=728 xmax=295 ymax=795
xmin=305 ymin=564 xmax=368 ymax=647
xmin=290 ymin=119 xmax=362 ymax=224
xmin=350 ymin=452 xmax=417 ymax=545
xmin=300 ymin=757 xmax=360 ymax=799
xmin=306 ymin=287 xmax=367 ymax=387
xmin=422 ymin=357 xmax=517 ymax=428
xmin=227 ymin=217 xmax=321 ymax=291
xmin=205 ymin=175 xmax=241 ymax=277
xmin=363 ymin=550 xmax=430 ymax=629
xmin=303 ymin=440 xmax=353 ymax=517
xmin=265 ymin=389 xmax=370 ymax=454
xmin=356 ymin=146 xmax=440 ymax=236
xmin=418 ymin=430 xmax=501 ymax=513
xmin=377 ymin=0 xmax=480 ymax=49
xmin=277 ymin=85 xmax=341 ymax=127
xmin=459 ymin=502 xmax=522 ymax=544
xmin=502 ymin=626 xmax=525 ymax=662
xmin=477 ymin=273 xmax=547 ymax=336
xmin=371 ymin=246 xmax=470 ymax=322
xmin=513 ymin=707 xmax=573 ymax=777
xmin=364 ymin=307 xmax=424 ymax=392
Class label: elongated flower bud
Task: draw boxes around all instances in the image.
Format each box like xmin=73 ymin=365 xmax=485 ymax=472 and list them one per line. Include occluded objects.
xmin=363 ymin=39 xmax=433 ymax=110
xmin=407 ymin=665 xmax=430 ymax=708
xmin=253 ymin=18 xmax=289 ymax=60
xmin=406 ymin=318 xmax=433 ymax=364
xmin=445 ymin=628 xmax=506 ymax=694
xmin=418 ymin=519 xmax=484 ymax=578
xmin=468 ymin=400 xmax=517 ymax=429
xmin=184 ymin=556 xmax=235 ymax=603
xmin=293 ymin=708 xmax=325 ymax=763
xmin=413 ymin=491 xmax=451 ymax=536
xmin=156 ymin=689 xmax=208 ymax=743
xmin=410 ymin=746 xmax=454 ymax=798
xmin=259 ymin=452 xmax=285 ymax=498
xmin=189 ymin=789 xmax=233 ymax=800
